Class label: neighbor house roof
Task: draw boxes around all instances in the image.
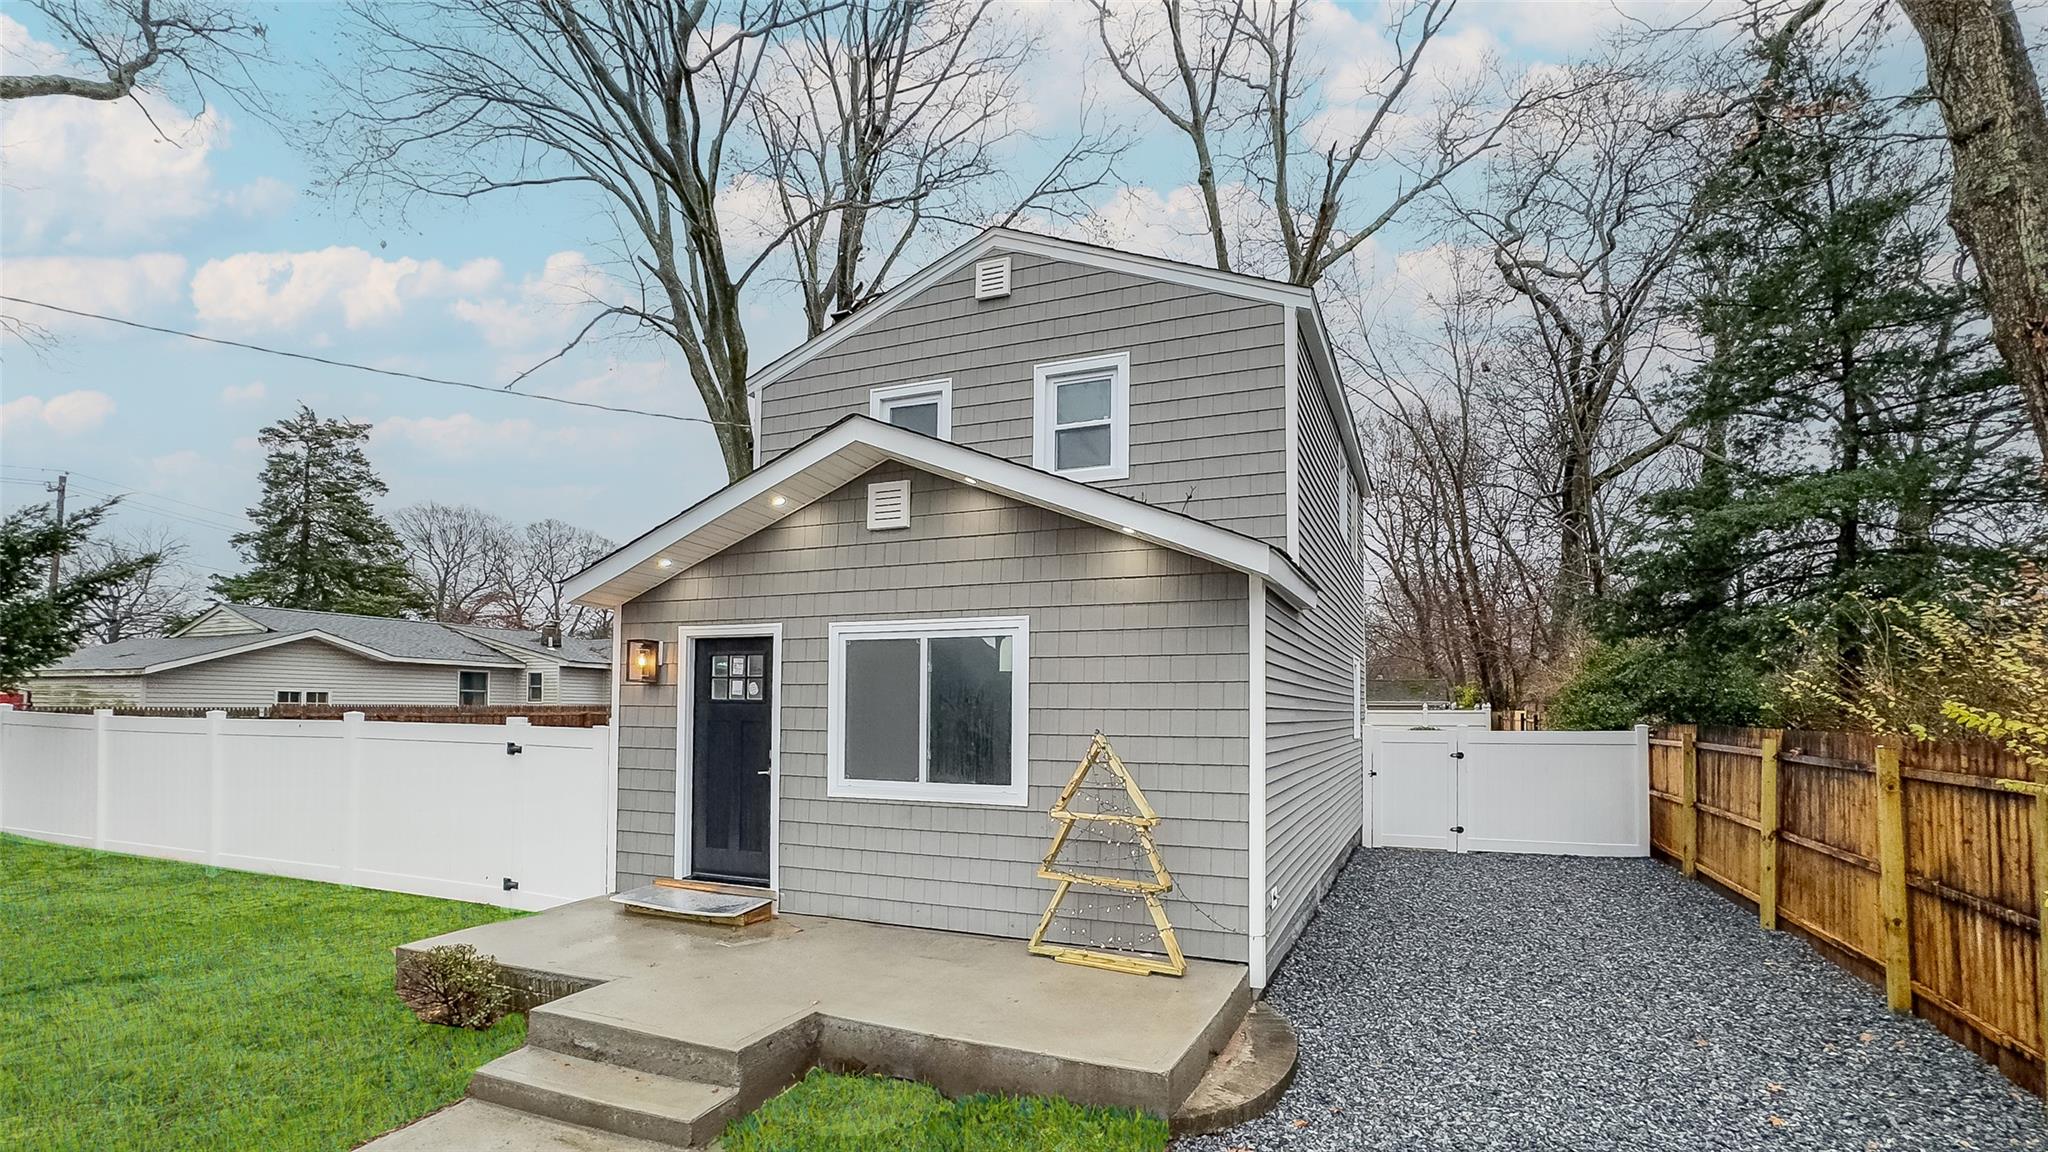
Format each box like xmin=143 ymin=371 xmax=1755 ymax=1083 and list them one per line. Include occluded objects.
xmin=565 ymin=414 xmax=1320 ymax=611
xmin=43 ymin=604 xmax=607 ymax=677
xmin=743 ymin=226 xmax=1369 ymax=489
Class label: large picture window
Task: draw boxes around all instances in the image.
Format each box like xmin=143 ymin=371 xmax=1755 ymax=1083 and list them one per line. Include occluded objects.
xmin=1032 ymin=352 xmax=1130 ymax=481
xmin=827 ymin=616 xmax=1029 ymax=806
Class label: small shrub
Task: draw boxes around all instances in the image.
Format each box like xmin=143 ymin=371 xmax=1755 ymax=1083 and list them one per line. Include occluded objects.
xmin=395 ymin=943 xmax=512 ymax=1030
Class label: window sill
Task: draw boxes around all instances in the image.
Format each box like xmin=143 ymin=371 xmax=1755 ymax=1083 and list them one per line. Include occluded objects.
xmin=1047 ymin=463 xmax=1130 ymax=484
xmin=826 ymin=779 xmax=1031 ymax=808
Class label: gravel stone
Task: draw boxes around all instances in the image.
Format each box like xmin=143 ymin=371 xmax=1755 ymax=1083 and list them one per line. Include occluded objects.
xmin=1179 ymin=849 xmax=2047 ymax=1151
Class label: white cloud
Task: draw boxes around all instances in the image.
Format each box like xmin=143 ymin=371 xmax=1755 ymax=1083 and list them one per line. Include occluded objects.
xmin=0 ymin=17 xmax=288 ymax=250
xmin=220 ymin=381 xmax=268 ymax=404
xmin=191 ymin=248 xmax=504 ymax=331
xmin=377 ymin=412 xmax=538 ymax=456
xmin=0 ymin=254 xmax=188 ymax=327
xmin=1 ymin=390 xmax=116 ymax=436
xmin=451 ymin=250 xmax=612 ymax=350
xmin=148 ymin=449 xmax=206 ymax=478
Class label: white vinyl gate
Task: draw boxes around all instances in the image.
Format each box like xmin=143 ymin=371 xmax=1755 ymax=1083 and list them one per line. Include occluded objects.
xmin=1368 ymin=726 xmax=1650 ymax=856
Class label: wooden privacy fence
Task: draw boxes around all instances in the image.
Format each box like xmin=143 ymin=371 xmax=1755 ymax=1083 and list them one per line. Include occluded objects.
xmin=1649 ymin=725 xmax=2044 ymax=1092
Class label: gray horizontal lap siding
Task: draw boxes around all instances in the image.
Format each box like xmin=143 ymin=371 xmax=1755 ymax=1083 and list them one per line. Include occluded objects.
xmin=1265 ymin=348 xmax=1366 ymax=976
xmin=617 ymin=464 xmax=1252 ymax=962
xmin=758 ymin=250 xmax=1290 ymax=549
xmin=131 ymin=640 xmax=522 ymax=708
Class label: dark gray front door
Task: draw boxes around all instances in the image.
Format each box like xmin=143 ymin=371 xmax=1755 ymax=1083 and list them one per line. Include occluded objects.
xmin=690 ymin=637 xmax=772 ymax=884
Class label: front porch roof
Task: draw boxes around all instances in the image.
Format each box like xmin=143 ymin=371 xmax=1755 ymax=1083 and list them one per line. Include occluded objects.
xmin=566 ymin=414 xmax=1320 ymax=611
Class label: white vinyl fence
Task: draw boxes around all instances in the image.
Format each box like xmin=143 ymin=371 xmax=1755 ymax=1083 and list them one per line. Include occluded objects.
xmin=1368 ymin=726 xmax=1651 ymax=856
xmin=0 ymin=705 xmax=611 ymax=911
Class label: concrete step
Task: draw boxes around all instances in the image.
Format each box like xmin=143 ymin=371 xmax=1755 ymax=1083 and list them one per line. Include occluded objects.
xmin=1169 ymin=1002 xmax=1299 ymax=1136
xmin=469 ymin=1047 xmax=740 ymax=1149
xmin=357 ymin=1099 xmax=679 ymax=1151
xmin=527 ymin=990 xmax=817 ymax=1101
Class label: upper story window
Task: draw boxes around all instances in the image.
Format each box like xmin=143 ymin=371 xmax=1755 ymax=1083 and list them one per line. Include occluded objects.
xmin=870 ymin=379 xmax=952 ymax=440
xmin=1032 ymin=352 xmax=1130 ymax=482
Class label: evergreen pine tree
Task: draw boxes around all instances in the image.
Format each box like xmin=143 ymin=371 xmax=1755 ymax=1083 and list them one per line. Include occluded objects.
xmin=1592 ymin=39 xmax=2045 ymax=717
xmin=213 ymin=404 xmax=425 ymax=617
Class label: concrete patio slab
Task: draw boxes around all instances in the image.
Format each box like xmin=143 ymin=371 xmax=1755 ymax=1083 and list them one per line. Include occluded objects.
xmin=392 ymin=897 xmax=1255 ymax=1146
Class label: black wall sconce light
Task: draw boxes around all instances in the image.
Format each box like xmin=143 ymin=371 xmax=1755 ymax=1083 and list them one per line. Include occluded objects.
xmin=625 ymin=638 xmax=661 ymax=684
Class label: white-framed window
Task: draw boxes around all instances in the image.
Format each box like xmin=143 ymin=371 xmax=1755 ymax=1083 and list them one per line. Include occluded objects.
xmin=458 ymin=670 xmax=490 ymax=706
xmin=274 ymin=689 xmax=331 ymax=704
xmin=869 ymin=379 xmax=952 ymax=440
xmin=827 ymin=616 xmax=1029 ymax=807
xmin=527 ymin=671 xmax=546 ymax=702
xmin=1032 ymin=352 xmax=1130 ymax=482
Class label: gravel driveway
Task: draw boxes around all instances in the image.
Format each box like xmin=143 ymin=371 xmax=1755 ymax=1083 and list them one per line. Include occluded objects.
xmin=1182 ymin=850 xmax=2046 ymax=1151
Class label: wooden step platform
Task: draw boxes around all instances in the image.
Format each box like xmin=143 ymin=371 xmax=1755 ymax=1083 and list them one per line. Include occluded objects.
xmin=610 ymin=883 xmax=774 ymax=927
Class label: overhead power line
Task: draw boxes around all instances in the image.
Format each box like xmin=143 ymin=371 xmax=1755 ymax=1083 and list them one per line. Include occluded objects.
xmin=1 ymin=295 xmax=741 ymax=428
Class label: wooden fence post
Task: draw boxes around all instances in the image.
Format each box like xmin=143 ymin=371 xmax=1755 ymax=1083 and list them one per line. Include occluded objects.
xmin=1875 ymin=744 xmax=1912 ymax=1012
xmin=1679 ymin=727 xmax=1699 ymax=878
xmin=2032 ymin=787 xmax=2048 ymax=1091
xmin=1757 ymin=730 xmax=1782 ymax=930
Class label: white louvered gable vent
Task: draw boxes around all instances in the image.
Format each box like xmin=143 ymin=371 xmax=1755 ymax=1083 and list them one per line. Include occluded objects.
xmin=866 ymin=479 xmax=912 ymax=530
xmin=974 ymin=256 xmax=1012 ymax=300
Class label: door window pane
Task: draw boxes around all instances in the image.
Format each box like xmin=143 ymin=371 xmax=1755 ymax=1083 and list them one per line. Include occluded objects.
xmin=844 ymin=638 xmax=920 ymax=782
xmin=927 ymin=636 xmax=1012 ymax=785
xmin=886 ymin=400 xmax=941 ymax=438
xmin=712 ymin=678 xmax=729 ymax=700
xmin=1055 ymin=376 xmax=1111 ymax=424
xmin=1055 ymin=425 xmax=1112 ymax=470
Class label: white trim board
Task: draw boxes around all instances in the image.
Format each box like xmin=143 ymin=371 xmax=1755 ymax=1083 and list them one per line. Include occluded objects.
xmin=1031 ymin=351 xmax=1130 ymax=483
xmin=566 ymin=415 xmax=1319 ymax=612
xmin=1247 ymin=573 xmax=1270 ymax=992
xmin=673 ymin=622 xmax=784 ymax=892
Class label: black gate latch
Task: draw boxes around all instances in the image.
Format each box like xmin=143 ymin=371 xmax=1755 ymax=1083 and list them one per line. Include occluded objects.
xmin=503 ymin=877 xmax=519 ymax=891
xmin=1450 ymin=826 xmax=1465 ymax=834
xmin=506 ymin=742 xmax=524 ymax=755
xmin=1450 ymin=750 xmax=1465 ymax=759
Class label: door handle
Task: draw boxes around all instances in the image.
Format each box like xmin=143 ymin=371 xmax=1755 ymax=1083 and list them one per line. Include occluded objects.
xmin=756 ymin=770 xmax=771 ymax=776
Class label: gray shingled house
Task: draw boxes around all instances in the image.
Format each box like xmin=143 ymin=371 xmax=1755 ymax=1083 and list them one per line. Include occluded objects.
xmin=568 ymin=228 xmax=1366 ymax=989
xmin=30 ymin=603 xmax=611 ymax=709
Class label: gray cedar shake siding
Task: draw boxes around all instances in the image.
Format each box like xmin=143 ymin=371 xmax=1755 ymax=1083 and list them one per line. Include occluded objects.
xmin=756 ymin=250 xmax=1290 ymax=549
xmin=1262 ymin=346 xmax=1366 ymax=973
xmin=616 ymin=464 xmax=1253 ymax=962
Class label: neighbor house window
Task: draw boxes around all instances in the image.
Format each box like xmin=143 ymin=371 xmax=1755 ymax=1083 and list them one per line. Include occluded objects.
xmin=274 ymin=690 xmax=330 ymax=704
xmin=869 ymin=379 xmax=952 ymax=440
xmin=1033 ymin=352 xmax=1130 ymax=481
xmin=827 ymin=616 xmax=1029 ymax=806
xmin=306 ymin=690 xmax=329 ymax=704
xmin=458 ymin=670 xmax=489 ymax=706
xmin=527 ymin=671 xmax=545 ymax=702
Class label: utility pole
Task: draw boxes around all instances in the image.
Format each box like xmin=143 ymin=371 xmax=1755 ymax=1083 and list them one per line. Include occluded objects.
xmin=46 ymin=472 xmax=67 ymax=593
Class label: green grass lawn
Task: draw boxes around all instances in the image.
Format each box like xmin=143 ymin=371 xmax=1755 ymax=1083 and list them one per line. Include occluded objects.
xmin=721 ymin=1069 xmax=1170 ymax=1152
xmin=2 ymin=835 xmax=1171 ymax=1152
xmin=0 ymin=834 xmax=525 ymax=1152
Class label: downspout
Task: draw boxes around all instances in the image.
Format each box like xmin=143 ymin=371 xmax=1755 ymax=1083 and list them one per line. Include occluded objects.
xmin=1248 ymin=574 xmax=1270 ymax=991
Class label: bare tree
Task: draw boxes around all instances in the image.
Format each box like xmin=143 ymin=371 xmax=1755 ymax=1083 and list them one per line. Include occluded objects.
xmin=485 ymin=518 xmax=615 ymax=637
xmin=1093 ymin=0 xmax=1556 ymax=286
xmin=0 ymin=0 xmax=268 ymax=110
xmin=1090 ymin=0 xmax=1245 ymax=271
xmin=394 ymin=502 xmax=516 ymax=624
xmin=754 ymin=0 xmax=1123 ymax=338
xmin=1896 ymin=0 xmax=2048 ymax=467
xmin=1447 ymin=63 xmax=1728 ymax=630
xmin=1344 ymin=255 xmax=1559 ymax=708
xmin=72 ymin=527 xmax=199 ymax=643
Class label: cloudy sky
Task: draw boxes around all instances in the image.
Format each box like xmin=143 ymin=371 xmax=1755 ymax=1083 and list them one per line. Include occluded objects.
xmin=0 ymin=1 xmax=1835 ymax=586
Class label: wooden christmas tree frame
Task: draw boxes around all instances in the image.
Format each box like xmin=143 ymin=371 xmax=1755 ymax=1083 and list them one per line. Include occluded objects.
xmin=1027 ymin=733 xmax=1187 ymax=977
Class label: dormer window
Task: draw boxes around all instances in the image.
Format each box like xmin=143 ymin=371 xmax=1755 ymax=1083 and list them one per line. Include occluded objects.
xmin=1032 ymin=352 xmax=1130 ymax=482
xmin=870 ymin=379 xmax=952 ymax=440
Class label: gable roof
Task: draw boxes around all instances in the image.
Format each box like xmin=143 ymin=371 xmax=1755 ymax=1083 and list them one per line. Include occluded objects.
xmin=565 ymin=414 xmax=1319 ymax=611
xmin=744 ymin=226 xmax=1368 ymax=489
xmin=47 ymin=604 xmax=609 ymax=677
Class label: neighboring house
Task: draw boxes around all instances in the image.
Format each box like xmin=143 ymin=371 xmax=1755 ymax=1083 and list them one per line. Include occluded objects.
xmin=29 ymin=603 xmax=611 ymax=709
xmin=569 ymin=228 xmax=1367 ymax=990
